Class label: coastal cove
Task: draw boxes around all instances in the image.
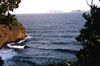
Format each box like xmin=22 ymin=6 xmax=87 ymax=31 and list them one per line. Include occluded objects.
xmin=1 ymin=0 xmax=100 ymax=66
xmin=0 ymin=13 xmax=85 ymax=66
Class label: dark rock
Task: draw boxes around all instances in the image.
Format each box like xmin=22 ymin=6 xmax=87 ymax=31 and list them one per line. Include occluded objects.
xmin=0 ymin=57 xmax=4 ymax=66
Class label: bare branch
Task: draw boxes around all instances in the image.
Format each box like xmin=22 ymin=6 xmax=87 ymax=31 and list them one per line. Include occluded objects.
xmin=86 ymin=0 xmax=91 ymax=6
xmin=86 ymin=0 xmax=94 ymax=7
xmin=91 ymin=0 xmax=94 ymax=6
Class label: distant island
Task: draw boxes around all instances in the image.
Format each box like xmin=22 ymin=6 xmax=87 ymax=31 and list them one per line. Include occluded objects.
xmin=49 ymin=10 xmax=63 ymax=13
xmin=48 ymin=10 xmax=88 ymax=13
xmin=71 ymin=10 xmax=86 ymax=13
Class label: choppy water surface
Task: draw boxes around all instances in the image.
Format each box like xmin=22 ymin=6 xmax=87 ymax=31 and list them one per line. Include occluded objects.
xmin=0 ymin=13 xmax=85 ymax=66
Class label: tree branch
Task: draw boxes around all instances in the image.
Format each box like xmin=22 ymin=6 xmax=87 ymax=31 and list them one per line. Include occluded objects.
xmin=86 ymin=0 xmax=91 ymax=6
xmin=91 ymin=0 xmax=93 ymax=6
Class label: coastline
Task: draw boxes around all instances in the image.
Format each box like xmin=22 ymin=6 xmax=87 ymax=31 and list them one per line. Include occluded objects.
xmin=0 ymin=22 xmax=26 ymax=48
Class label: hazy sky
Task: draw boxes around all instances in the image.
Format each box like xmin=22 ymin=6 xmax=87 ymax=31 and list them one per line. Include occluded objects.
xmin=13 ymin=0 xmax=100 ymax=14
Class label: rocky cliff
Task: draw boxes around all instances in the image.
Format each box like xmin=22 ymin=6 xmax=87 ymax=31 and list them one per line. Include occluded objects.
xmin=0 ymin=22 xmax=26 ymax=48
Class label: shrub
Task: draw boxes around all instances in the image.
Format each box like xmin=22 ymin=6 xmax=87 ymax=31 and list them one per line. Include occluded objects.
xmin=76 ymin=5 xmax=100 ymax=65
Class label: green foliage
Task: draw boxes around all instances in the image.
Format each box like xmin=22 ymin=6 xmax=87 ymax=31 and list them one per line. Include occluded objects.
xmin=0 ymin=15 xmax=22 ymax=30
xmin=76 ymin=5 xmax=100 ymax=65
xmin=0 ymin=0 xmax=21 ymax=15
xmin=0 ymin=0 xmax=22 ymax=30
xmin=45 ymin=61 xmax=81 ymax=66
xmin=66 ymin=60 xmax=79 ymax=66
xmin=47 ymin=63 xmax=67 ymax=66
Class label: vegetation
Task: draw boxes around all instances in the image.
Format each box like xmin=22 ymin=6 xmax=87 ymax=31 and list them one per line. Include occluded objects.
xmin=76 ymin=0 xmax=100 ymax=65
xmin=44 ymin=61 xmax=80 ymax=66
xmin=0 ymin=0 xmax=21 ymax=15
xmin=0 ymin=0 xmax=21 ymax=30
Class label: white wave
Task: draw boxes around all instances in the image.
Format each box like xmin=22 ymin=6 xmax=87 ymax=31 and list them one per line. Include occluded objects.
xmin=6 ymin=34 xmax=32 ymax=49
xmin=17 ymin=39 xmax=26 ymax=44
xmin=18 ymin=34 xmax=32 ymax=44
xmin=7 ymin=44 xmax=25 ymax=49
xmin=26 ymin=34 xmax=33 ymax=39
xmin=0 ymin=49 xmax=17 ymax=60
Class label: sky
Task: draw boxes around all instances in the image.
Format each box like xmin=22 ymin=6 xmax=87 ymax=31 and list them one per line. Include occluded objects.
xmin=12 ymin=0 xmax=100 ymax=14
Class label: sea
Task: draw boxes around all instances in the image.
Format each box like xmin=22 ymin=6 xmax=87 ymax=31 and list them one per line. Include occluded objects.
xmin=0 ymin=13 xmax=86 ymax=66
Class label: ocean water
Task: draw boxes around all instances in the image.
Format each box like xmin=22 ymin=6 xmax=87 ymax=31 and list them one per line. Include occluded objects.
xmin=0 ymin=13 xmax=86 ymax=66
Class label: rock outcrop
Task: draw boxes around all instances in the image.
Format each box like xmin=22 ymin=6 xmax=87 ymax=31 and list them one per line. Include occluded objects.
xmin=0 ymin=57 xmax=4 ymax=66
xmin=0 ymin=22 xmax=26 ymax=48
